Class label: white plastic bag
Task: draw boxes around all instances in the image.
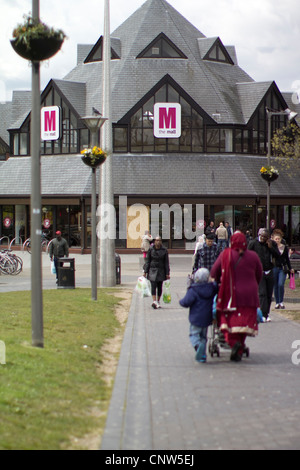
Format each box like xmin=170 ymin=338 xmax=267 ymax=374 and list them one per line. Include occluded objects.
xmin=51 ymin=261 xmax=56 ymax=275
xmin=162 ymin=280 xmax=171 ymax=304
xmin=136 ymin=276 xmax=151 ymax=298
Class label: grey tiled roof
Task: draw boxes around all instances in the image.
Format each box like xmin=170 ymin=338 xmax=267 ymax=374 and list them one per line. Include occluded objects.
xmin=0 ymin=154 xmax=298 ymax=199
xmin=64 ymin=0 xmax=257 ymax=125
xmin=112 ymin=153 xmax=300 ymax=198
xmin=0 ymin=156 xmax=93 ymax=197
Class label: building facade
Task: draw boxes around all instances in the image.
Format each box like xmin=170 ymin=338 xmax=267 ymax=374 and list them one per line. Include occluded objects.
xmin=1 ymin=0 xmax=300 ymax=251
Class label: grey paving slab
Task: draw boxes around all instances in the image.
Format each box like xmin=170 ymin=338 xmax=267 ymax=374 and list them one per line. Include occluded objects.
xmin=101 ymin=257 xmax=300 ymax=451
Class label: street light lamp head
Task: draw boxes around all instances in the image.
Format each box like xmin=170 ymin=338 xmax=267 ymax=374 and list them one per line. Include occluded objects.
xmin=81 ymin=115 xmax=108 ymax=133
xmin=285 ymin=108 xmax=298 ymax=121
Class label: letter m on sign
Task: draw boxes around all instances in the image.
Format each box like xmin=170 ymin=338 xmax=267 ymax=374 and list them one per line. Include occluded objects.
xmin=154 ymin=103 xmax=181 ymax=138
xmin=41 ymin=106 xmax=61 ymax=141
xmin=159 ymin=107 xmax=176 ymax=129
xmin=44 ymin=110 xmax=56 ymax=132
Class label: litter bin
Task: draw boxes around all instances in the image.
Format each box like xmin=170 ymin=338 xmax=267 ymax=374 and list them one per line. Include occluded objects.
xmin=115 ymin=253 xmax=121 ymax=285
xmin=57 ymin=258 xmax=75 ymax=289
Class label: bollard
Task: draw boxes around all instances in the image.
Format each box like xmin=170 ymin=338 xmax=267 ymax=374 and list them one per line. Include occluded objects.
xmin=0 ymin=341 xmax=6 ymax=365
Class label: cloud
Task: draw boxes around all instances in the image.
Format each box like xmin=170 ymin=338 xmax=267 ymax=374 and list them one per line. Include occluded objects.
xmin=1 ymin=0 xmax=300 ymax=98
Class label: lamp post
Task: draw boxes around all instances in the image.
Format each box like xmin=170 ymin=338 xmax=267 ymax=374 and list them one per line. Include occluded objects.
xmin=100 ymin=0 xmax=116 ymax=287
xmin=81 ymin=114 xmax=107 ymax=301
xmin=265 ymin=107 xmax=298 ymax=229
xmin=31 ymin=0 xmax=43 ymax=348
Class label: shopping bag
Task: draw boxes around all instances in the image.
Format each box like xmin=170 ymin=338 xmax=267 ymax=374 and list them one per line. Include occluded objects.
xmin=289 ymin=273 xmax=296 ymax=290
xmin=162 ymin=280 xmax=171 ymax=304
xmin=51 ymin=261 xmax=56 ymax=275
xmin=136 ymin=276 xmax=151 ymax=298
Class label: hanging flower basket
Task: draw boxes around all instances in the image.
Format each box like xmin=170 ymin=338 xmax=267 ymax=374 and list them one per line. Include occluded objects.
xmin=11 ymin=15 xmax=66 ymax=62
xmin=81 ymin=147 xmax=107 ymax=168
xmin=260 ymin=166 xmax=279 ymax=183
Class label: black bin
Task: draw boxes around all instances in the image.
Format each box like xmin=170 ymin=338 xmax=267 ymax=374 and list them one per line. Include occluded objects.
xmin=57 ymin=258 xmax=75 ymax=289
xmin=115 ymin=253 xmax=121 ymax=285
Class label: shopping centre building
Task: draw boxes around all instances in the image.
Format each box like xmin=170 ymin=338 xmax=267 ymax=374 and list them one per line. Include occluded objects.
xmin=1 ymin=0 xmax=300 ymax=251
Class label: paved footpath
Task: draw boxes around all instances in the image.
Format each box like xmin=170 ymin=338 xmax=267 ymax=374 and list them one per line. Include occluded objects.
xmin=101 ymin=255 xmax=300 ymax=451
xmin=2 ymin=252 xmax=300 ymax=450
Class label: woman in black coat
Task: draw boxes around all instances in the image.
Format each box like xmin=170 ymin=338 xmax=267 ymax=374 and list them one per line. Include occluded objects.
xmin=143 ymin=236 xmax=170 ymax=309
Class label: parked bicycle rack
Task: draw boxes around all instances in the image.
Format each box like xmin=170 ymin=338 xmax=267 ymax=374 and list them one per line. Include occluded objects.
xmin=0 ymin=237 xmax=10 ymax=249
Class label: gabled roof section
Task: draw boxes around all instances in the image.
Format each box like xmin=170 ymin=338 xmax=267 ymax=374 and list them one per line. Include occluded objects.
xmin=117 ymin=74 xmax=215 ymax=125
xmin=200 ymin=37 xmax=234 ymax=65
xmin=50 ymin=79 xmax=87 ymax=118
xmin=84 ymin=36 xmax=120 ymax=63
xmin=236 ymin=81 xmax=280 ymax=123
xmin=137 ymin=32 xmax=187 ymax=59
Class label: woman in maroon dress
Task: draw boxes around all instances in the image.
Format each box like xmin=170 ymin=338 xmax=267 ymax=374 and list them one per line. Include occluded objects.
xmin=210 ymin=231 xmax=263 ymax=362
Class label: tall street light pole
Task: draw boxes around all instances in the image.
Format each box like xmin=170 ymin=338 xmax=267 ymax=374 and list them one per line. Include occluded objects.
xmin=266 ymin=107 xmax=298 ymax=230
xmin=81 ymin=115 xmax=107 ymax=301
xmin=100 ymin=0 xmax=116 ymax=287
xmin=31 ymin=0 xmax=43 ymax=348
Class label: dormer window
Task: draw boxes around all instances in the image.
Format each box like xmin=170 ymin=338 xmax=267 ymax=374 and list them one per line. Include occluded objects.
xmin=137 ymin=33 xmax=187 ymax=59
xmin=203 ymin=39 xmax=234 ymax=65
xmin=84 ymin=36 xmax=120 ymax=63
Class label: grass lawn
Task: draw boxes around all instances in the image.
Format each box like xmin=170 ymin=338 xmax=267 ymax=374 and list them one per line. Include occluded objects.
xmin=0 ymin=288 xmax=128 ymax=450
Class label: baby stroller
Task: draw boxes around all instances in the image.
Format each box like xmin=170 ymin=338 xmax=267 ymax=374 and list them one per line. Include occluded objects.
xmin=208 ymin=296 xmax=250 ymax=358
xmin=208 ymin=321 xmax=221 ymax=358
xmin=208 ymin=295 xmax=221 ymax=358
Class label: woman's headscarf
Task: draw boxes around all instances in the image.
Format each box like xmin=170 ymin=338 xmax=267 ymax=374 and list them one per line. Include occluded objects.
xmin=230 ymin=231 xmax=247 ymax=251
xmin=216 ymin=231 xmax=247 ymax=312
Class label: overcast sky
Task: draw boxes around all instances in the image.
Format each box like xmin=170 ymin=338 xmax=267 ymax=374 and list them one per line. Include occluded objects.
xmin=1 ymin=0 xmax=300 ymax=103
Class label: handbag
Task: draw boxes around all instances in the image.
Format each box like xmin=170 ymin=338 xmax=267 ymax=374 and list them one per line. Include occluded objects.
xmin=289 ymin=273 xmax=296 ymax=290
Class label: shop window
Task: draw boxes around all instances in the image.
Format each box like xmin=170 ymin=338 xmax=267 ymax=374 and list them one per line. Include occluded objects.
xmin=113 ymin=127 xmax=128 ymax=153
xmin=57 ymin=206 xmax=82 ymax=247
xmin=1 ymin=206 xmax=14 ymax=241
xmin=234 ymin=206 xmax=253 ymax=234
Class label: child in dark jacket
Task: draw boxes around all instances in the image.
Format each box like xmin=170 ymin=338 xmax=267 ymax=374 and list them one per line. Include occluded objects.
xmin=179 ymin=268 xmax=218 ymax=363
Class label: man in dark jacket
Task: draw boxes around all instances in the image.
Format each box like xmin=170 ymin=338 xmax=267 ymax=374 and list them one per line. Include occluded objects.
xmin=49 ymin=231 xmax=69 ymax=284
xmin=248 ymin=229 xmax=280 ymax=321
xmin=143 ymin=236 xmax=170 ymax=309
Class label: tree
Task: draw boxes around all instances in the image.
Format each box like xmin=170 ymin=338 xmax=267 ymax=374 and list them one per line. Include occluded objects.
xmin=272 ymin=122 xmax=300 ymax=175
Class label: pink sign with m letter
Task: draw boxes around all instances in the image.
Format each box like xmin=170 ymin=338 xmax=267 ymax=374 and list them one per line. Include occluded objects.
xmin=154 ymin=103 xmax=181 ymax=138
xmin=41 ymin=106 xmax=61 ymax=141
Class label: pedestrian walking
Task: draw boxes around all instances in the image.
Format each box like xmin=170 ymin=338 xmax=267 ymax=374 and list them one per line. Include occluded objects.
xmin=193 ymin=234 xmax=220 ymax=272
xmin=225 ymin=222 xmax=233 ymax=246
xmin=179 ymin=268 xmax=218 ymax=363
xmin=271 ymin=229 xmax=294 ymax=310
xmin=216 ymin=222 xmax=228 ymax=252
xmin=49 ymin=231 xmax=69 ymax=284
xmin=205 ymin=220 xmax=216 ymax=240
xmin=210 ymin=231 xmax=263 ymax=362
xmin=141 ymin=230 xmax=153 ymax=259
xmin=143 ymin=236 xmax=170 ymax=309
xmin=248 ymin=229 xmax=280 ymax=321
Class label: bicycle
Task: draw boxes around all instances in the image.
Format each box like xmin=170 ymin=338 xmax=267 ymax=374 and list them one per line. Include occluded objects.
xmin=24 ymin=232 xmax=49 ymax=254
xmin=0 ymin=250 xmax=23 ymax=275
